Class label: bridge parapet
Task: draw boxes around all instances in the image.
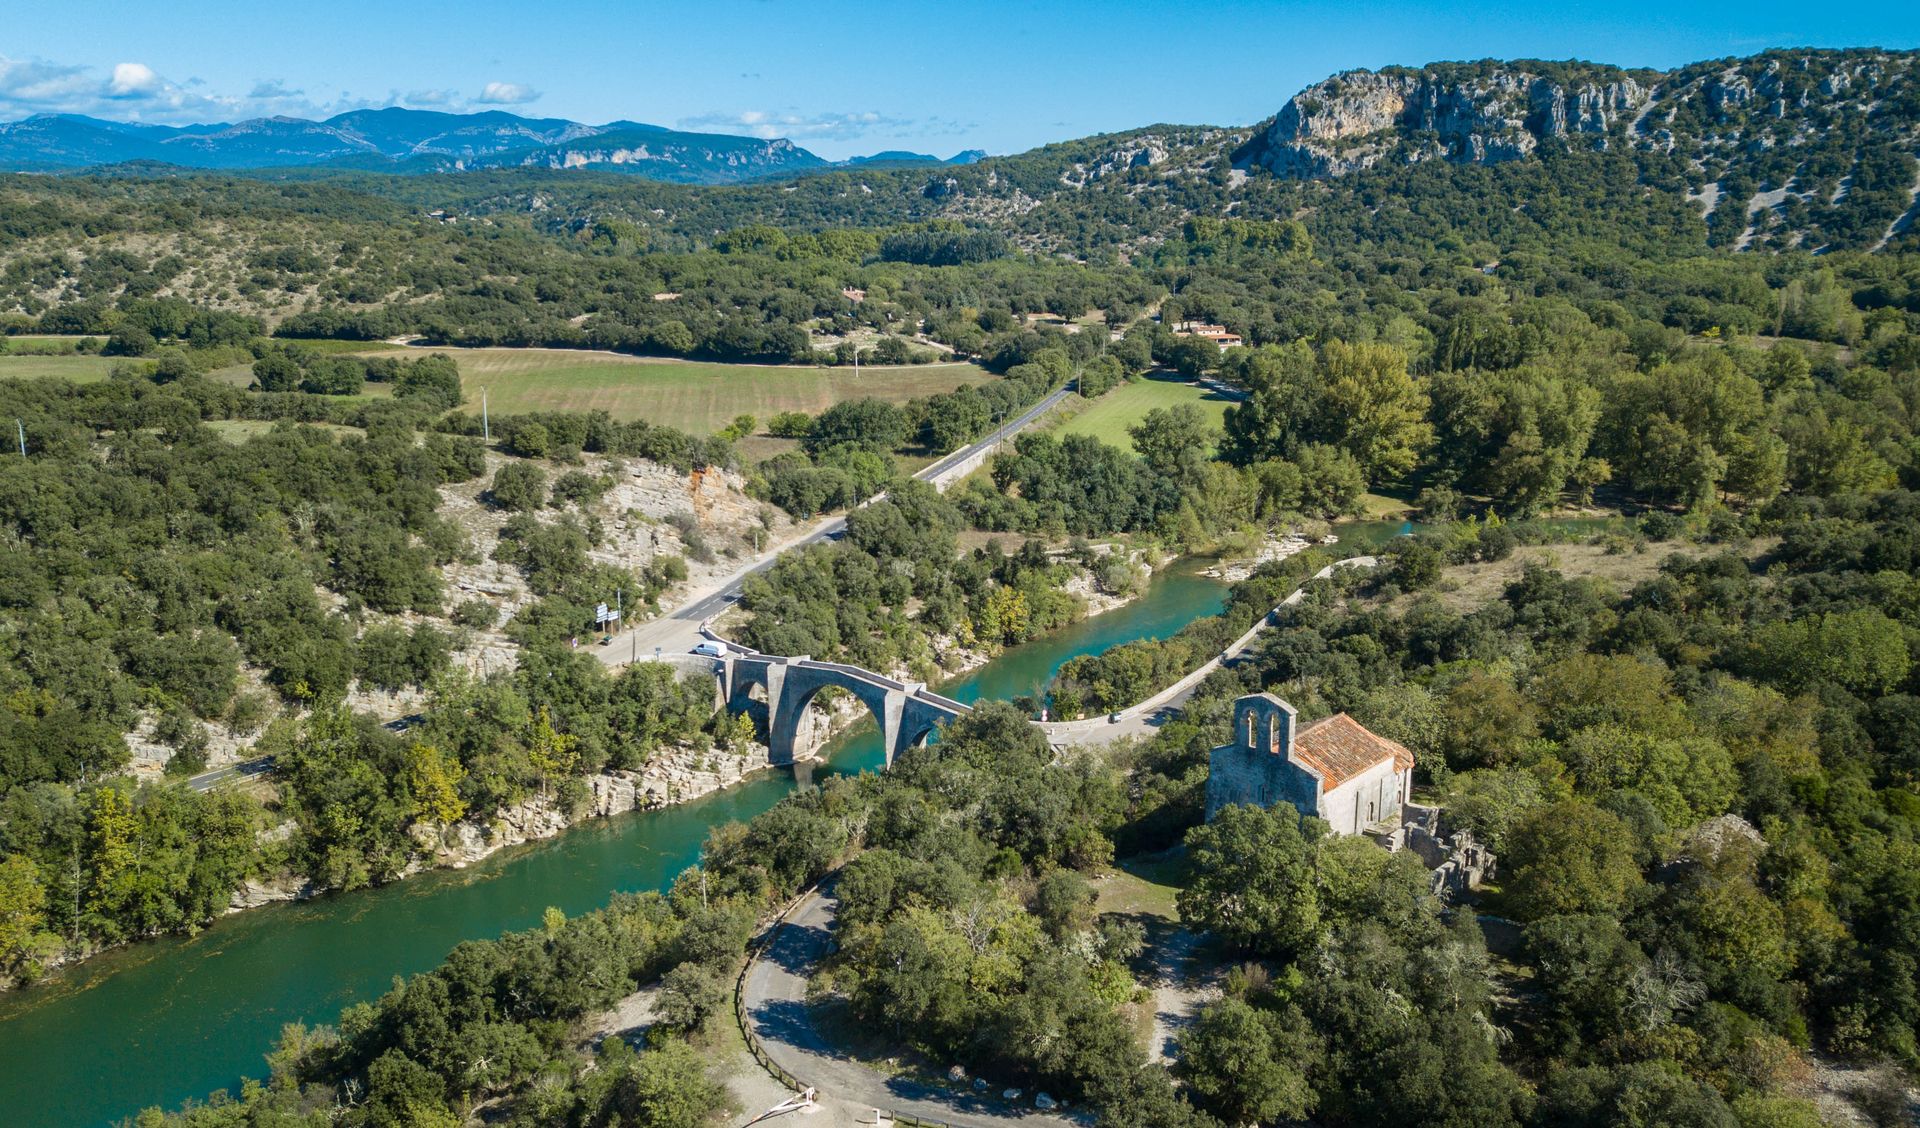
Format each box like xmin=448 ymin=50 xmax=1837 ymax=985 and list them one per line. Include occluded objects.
xmin=916 ymin=690 xmax=970 ymax=713
xmin=713 ymin=650 xmax=969 ymax=766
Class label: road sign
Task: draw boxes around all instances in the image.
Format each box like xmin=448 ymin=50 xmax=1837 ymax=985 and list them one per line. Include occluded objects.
xmin=594 ymin=602 xmax=610 ymax=623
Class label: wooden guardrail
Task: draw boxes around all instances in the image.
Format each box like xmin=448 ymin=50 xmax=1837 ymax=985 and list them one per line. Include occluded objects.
xmin=733 ymin=890 xmax=811 ymax=1093
xmin=732 ymin=885 xmax=969 ymax=1128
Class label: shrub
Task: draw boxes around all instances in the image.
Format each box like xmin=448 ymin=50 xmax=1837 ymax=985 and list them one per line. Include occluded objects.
xmin=489 ymin=462 xmax=548 ymax=512
xmin=767 ymin=411 xmax=813 ymax=438
xmin=451 ymin=598 xmax=498 ymax=629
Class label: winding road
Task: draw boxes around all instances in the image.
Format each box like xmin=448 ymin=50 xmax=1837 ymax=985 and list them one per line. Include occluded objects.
xmin=742 ymin=885 xmax=1078 ymax=1128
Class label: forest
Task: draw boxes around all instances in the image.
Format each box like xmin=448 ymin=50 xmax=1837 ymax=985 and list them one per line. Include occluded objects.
xmin=127 ymin=489 xmax=1920 ymax=1127
xmin=0 ymin=48 xmax=1918 ymax=1125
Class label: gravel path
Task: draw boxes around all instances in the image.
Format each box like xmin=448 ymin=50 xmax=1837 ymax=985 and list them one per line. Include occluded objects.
xmin=1145 ymin=927 xmax=1213 ymax=1066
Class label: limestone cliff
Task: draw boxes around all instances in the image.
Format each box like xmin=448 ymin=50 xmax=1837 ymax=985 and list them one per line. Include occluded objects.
xmin=1236 ymin=50 xmax=1919 ymax=185
xmin=1236 ymin=61 xmax=1654 ymax=177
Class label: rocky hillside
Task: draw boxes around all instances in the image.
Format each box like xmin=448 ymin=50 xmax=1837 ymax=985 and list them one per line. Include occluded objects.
xmin=1235 ymin=60 xmax=1657 ymax=176
xmin=1236 ymin=49 xmax=1920 ymax=251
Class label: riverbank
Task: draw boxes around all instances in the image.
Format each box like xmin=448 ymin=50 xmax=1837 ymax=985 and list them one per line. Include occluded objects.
xmin=0 ymin=548 xmax=1233 ymax=1127
xmin=1198 ymin=527 xmax=1337 ymax=582
xmin=917 ymin=543 xmax=1161 ymax=685
xmin=2 ymin=542 xmax=1163 ymax=996
xmin=221 ymin=733 xmax=783 ymax=916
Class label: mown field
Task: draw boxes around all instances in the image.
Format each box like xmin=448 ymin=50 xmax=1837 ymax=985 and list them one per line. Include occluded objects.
xmin=1052 ymin=372 xmax=1235 ymax=454
xmin=0 ymin=354 xmax=117 ymax=381
xmin=3 ymin=342 xmax=996 ymax=442
xmin=421 ymin=347 xmax=992 ymax=433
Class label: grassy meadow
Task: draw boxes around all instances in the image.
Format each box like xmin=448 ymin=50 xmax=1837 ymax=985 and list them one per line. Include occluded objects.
xmin=1053 ymin=372 xmax=1235 ymax=455
xmin=4 ymin=341 xmax=995 ymax=441
xmin=0 ymin=354 xmax=118 ymax=382
xmin=427 ymin=347 xmax=991 ymax=434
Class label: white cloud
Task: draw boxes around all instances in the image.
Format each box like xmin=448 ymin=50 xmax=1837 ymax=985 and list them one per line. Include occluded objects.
xmin=677 ymin=108 xmax=914 ymax=143
xmin=108 ymin=62 xmax=162 ymax=97
xmin=0 ymin=51 xmax=530 ymax=124
xmin=475 ymin=81 xmax=539 ymax=105
xmin=247 ymin=79 xmax=305 ymax=101
xmin=0 ymin=56 xmax=96 ymax=110
xmin=0 ymin=53 xmax=253 ymax=120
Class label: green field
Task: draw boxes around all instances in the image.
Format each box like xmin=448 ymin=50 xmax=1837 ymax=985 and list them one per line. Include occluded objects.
xmin=0 ymin=354 xmax=118 ymax=382
xmin=5 ymin=344 xmax=994 ymax=434
xmin=431 ymin=348 xmax=991 ymax=434
xmin=1053 ymin=373 xmax=1236 ymax=454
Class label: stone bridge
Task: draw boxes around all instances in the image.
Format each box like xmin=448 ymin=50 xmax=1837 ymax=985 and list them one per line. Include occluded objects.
xmin=696 ymin=636 xmax=971 ymax=766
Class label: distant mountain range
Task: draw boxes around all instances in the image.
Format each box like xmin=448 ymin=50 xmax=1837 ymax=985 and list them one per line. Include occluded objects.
xmin=0 ymin=108 xmax=985 ymax=183
xmin=4 ymin=46 xmax=1915 ymax=255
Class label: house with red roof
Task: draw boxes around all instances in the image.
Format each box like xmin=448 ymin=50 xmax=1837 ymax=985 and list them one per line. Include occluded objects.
xmin=1172 ymin=320 xmax=1244 ymax=351
xmin=1206 ymin=692 xmax=1415 ymax=834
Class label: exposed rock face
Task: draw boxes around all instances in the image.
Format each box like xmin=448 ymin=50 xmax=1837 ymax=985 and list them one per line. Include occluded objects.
xmin=1237 ymin=50 xmax=1920 ymax=198
xmin=1237 ymin=64 xmax=1651 ymax=177
xmin=1053 ymin=129 xmax=1231 ymax=188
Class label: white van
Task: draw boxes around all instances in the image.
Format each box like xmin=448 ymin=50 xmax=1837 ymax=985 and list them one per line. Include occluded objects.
xmin=690 ymin=641 xmax=725 ymax=658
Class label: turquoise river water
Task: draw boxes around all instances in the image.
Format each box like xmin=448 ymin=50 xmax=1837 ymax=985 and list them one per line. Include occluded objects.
xmin=0 ymin=515 xmax=1565 ymax=1125
xmin=0 ymin=557 xmax=1243 ymax=1126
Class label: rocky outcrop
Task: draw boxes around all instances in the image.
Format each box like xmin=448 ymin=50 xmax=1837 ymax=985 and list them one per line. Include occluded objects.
xmin=421 ymin=743 xmax=778 ymax=870
xmin=1237 ymin=49 xmax=1920 ymax=194
xmin=1237 ymin=64 xmax=1651 ymax=177
xmin=1058 ymin=139 xmax=1169 ymax=186
xmin=227 ymin=874 xmax=311 ymax=911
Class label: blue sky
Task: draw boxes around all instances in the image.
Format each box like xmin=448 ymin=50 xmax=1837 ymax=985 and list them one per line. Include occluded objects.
xmin=2 ymin=0 xmax=1916 ymax=159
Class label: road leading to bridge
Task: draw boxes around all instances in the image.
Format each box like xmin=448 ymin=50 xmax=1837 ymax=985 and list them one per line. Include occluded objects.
xmin=1036 ymin=556 xmax=1379 ymax=746
xmin=602 ymin=384 xmax=1075 ymax=664
xmin=187 ymin=385 xmax=1074 ymax=792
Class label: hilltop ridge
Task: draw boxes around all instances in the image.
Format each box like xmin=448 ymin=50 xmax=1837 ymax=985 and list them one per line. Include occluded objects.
xmin=1231 ymin=48 xmax=1920 ymax=249
xmin=0 ymin=108 xmax=978 ymax=183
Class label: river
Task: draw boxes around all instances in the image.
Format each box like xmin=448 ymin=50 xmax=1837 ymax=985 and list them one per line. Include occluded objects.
xmin=0 ymin=557 xmax=1234 ymax=1127
xmin=1 ymin=516 xmax=1632 ymax=1124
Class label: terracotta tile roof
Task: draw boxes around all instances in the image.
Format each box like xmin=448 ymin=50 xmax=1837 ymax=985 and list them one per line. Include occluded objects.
xmin=1293 ymin=713 xmax=1414 ymax=790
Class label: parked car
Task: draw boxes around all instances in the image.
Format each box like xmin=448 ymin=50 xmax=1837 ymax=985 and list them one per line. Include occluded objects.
xmin=1109 ymin=712 xmax=1123 ymax=724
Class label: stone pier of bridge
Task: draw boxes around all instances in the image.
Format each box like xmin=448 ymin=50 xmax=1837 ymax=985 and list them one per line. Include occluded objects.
xmin=708 ymin=649 xmax=968 ymax=766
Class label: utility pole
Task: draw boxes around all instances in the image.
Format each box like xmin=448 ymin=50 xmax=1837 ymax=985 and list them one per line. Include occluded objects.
xmin=481 ymin=389 xmax=490 ymax=442
xmin=14 ymin=418 xmax=23 ymax=456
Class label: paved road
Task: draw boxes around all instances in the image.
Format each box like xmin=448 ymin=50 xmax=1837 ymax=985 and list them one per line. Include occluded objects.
xmin=187 ymin=756 xmax=276 ymax=793
xmin=1038 ymin=556 xmax=1379 ymax=747
xmin=598 ymin=384 xmax=1074 ymax=666
xmin=184 ymin=715 xmax=421 ymax=792
xmin=743 ymin=886 xmax=1078 ymax=1127
xmin=186 ymin=387 xmax=1073 ymax=791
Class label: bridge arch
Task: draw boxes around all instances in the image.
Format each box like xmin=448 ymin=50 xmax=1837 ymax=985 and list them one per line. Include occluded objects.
xmin=719 ymin=650 xmax=967 ymax=767
xmin=897 ymin=720 xmax=939 ymax=754
xmin=771 ymin=676 xmax=896 ymax=766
